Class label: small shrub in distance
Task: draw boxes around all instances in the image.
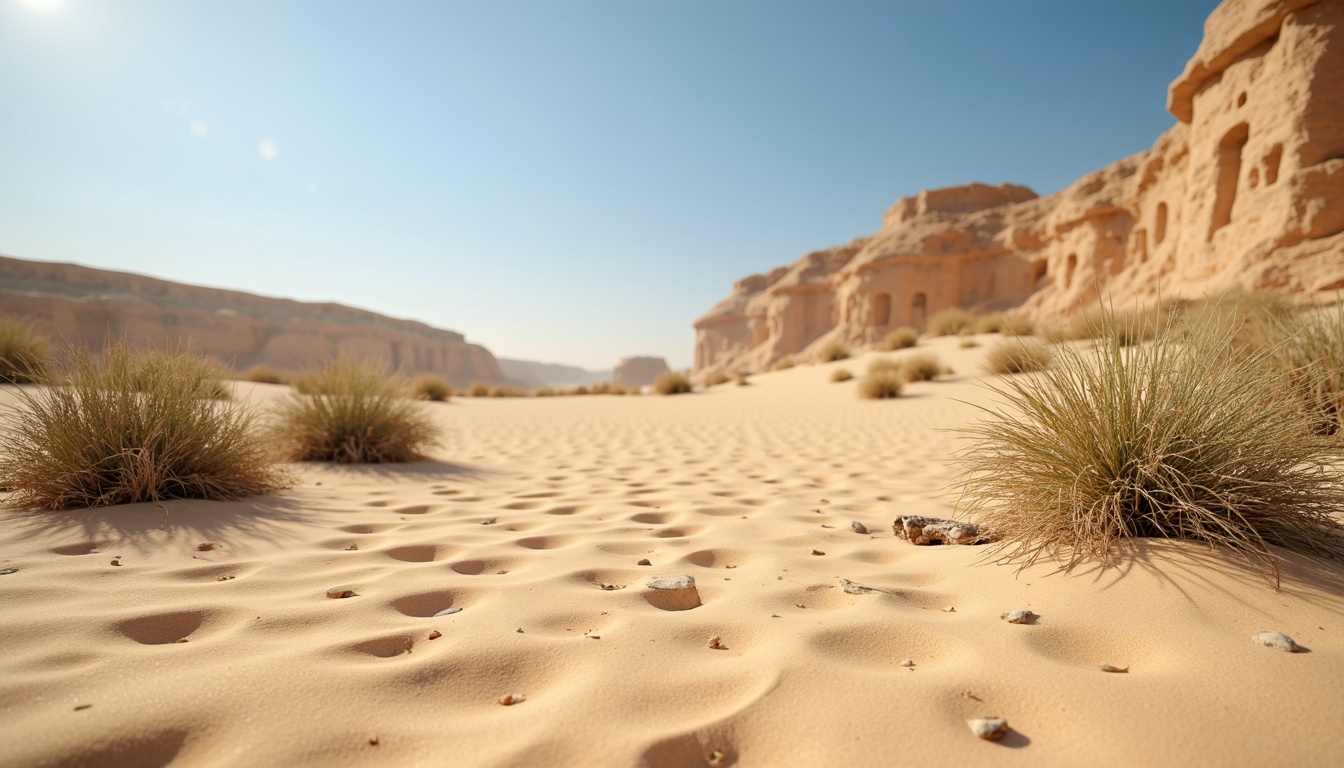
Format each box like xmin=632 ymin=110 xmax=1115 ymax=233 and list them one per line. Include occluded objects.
xmin=974 ymin=313 xmax=1005 ymax=334
xmin=901 ymin=352 xmax=944 ymax=382
xmin=867 ymin=358 xmax=902 ymax=375
xmin=653 ymin=372 xmax=692 ymax=395
xmin=957 ymin=302 xmax=1344 ymax=584
xmin=858 ymin=369 xmax=904 ymax=399
xmin=467 ymin=382 xmax=490 ymax=397
xmin=0 ymin=317 xmax=52 ymax=384
xmin=0 ymin=342 xmax=285 ymax=509
xmin=818 ymin=342 xmax=849 ymax=363
xmin=411 ymin=374 xmax=452 ymax=402
xmin=735 ymin=375 xmax=750 ymax=387
xmin=773 ymin=357 xmax=796 ymax=371
xmin=705 ymin=371 xmax=730 ymax=387
xmin=534 ymin=387 xmax=556 ymax=397
xmin=238 ymin=365 xmax=290 ymax=385
xmin=928 ymin=307 xmax=975 ymax=336
xmin=985 ymin=338 xmax=1053 ymax=375
xmin=273 ymin=357 xmax=438 ymax=463
xmin=830 ymin=368 xmax=854 ymax=383
xmin=880 ymin=327 xmax=918 ymax=350
xmin=1000 ymin=315 xmax=1035 ymax=336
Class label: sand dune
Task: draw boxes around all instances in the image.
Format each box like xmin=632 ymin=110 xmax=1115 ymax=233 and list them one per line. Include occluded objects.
xmin=2 ymin=335 xmax=1342 ymax=767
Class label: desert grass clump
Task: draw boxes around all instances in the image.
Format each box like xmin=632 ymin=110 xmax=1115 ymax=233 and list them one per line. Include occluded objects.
xmin=1067 ymin=305 xmax=1168 ymax=346
xmin=273 ymin=357 xmax=438 ymax=463
xmin=818 ymin=341 xmax=850 ymax=363
xmin=957 ymin=305 xmax=1344 ymax=584
xmin=973 ymin=313 xmax=1005 ymax=334
xmin=928 ymin=307 xmax=975 ymax=336
xmin=984 ymin=338 xmax=1053 ymax=375
xmin=773 ymin=357 xmax=796 ymax=371
xmin=238 ymin=365 xmax=290 ymax=386
xmin=0 ymin=317 xmax=52 ymax=384
xmin=467 ymin=382 xmax=490 ymax=397
xmin=735 ymin=375 xmax=750 ymax=387
xmin=704 ymin=371 xmax=731 ymax=387
xmin=533 ymin=387 xmax=556 ymax=397
xmin=857 ymin=368 xmax=905 ymax=399
xmin=1264 ymin=301 xmax=1344 ymax=435
xmin=653 ymin=372 xmax=692 ymax=395
xmin=133 ymin=350 xmax=232 ymax=400
xmin=830 ymin=368 xmax=854 ymax=383
xmin=0 ymin=343 xmax=285 ymax=509
xmin=901 ymin=352 xmax=944 ymax=382
xmin=879 ymin=327 xmax=919 ymax=351
xmin=410 ymin=374 xmax=452 ymax=402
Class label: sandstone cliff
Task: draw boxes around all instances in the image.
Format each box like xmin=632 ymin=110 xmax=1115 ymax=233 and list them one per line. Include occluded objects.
xmin=0 ymin=255 xmax=508 ymax=386
xmin=695 ymin=0 xmax=1344 ymax=375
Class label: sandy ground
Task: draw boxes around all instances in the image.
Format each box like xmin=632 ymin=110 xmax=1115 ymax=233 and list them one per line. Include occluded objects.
xmin=1 ymin=335 xmax=1342 ymax=767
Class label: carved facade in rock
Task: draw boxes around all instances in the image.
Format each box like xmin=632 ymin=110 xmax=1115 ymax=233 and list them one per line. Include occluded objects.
xmin=695 ymin=0 xmax=1344 ymax=375
xmin=0 ymin=256 xmax=507 ymax=385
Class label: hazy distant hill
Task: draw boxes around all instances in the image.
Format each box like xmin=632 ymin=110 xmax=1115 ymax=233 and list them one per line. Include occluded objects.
xmin=497 ymin=358 xmax=612 ymax=389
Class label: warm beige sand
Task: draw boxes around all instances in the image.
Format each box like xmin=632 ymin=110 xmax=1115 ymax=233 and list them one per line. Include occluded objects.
xmin=2 ymin=335 xmax=1342 ymax=767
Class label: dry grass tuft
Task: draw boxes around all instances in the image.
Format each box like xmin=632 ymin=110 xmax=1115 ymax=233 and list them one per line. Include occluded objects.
xmin=735 ymin=375 xmax=750 ymax=387
xmin=879 ymin=327 xmax=919 ymax=350
xmin=410 ymin=374 xmax=452 ymax=402
xmin=830 ymin=368 xmax=854 ymax=383
xmin=857 ymin=368 xmax=905 ymax=399
xmin=135 ymin=351 xmax=231 ymax=400
xmin=237 ymin=365 xmax=290 ymax=385
xmin=901 ymin=352 xmax=944 ymax=382
xmin=0 ymin=342 xmax=285 ymax=509
xmin=653 ymin=372 xmax=692 ymax=395
xmin=533 ymin=387 xmax=556 ymax=397
xmin=467 ymin=382 xmax=490 ymax=397
xmin=1264 ymin=300 xmax=1344 ymax=435
xmin=818 ymin=342 xmax=850 ymax=363
xmin=0 ymin=317 xmax=52 ymax=384
xmin=928 ymin=308 xmax=975 ymax=336
xmin=773 ymin=357 xmax=796 ymax=371
xmin=273 ymin=357 xmax=438 ymax=463
xmin=957 ymin=304 xmax=1344 ymax=584
xmin=984 ymin=338 xmax=1053 ymax=375
xmin=704 ymin=371 xmax=730 ymax=387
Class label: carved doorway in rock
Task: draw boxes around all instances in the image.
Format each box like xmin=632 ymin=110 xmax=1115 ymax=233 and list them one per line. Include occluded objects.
xmin=871 ymin=293 xmax=891 ymax=327
xmin=910 ymin=292 xmax=927 ymax=328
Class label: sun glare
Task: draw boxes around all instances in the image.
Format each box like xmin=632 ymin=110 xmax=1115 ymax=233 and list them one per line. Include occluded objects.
xmin=20 ymin=0 xmax=60 ymax=11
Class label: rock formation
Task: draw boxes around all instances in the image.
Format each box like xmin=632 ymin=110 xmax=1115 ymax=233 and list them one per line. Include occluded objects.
xmin=613 ymin=356 xmax=672 ymax=389
xmin=497 ymin=358 xmax=613 ymax=389
xmin=695 ymin=0 xmax=1344 ymax=374
xmin=0 ymin=255 xmax=508 ymax=385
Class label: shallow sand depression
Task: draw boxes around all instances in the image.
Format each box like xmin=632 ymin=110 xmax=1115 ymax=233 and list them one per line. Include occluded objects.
xmin=1 ymin=336 xmax=1342 ymax=767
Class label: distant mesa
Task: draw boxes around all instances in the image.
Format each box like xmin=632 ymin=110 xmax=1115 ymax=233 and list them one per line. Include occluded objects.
xmin=496 ymin=358 xmax=612 ymax=390
xmin=0 ymin=255 xmax=509 ymax=386
xmin=694 ymin=0 xmax=1344 ymax=375
xmin=613 ymin=356 xmax=671 ymax=389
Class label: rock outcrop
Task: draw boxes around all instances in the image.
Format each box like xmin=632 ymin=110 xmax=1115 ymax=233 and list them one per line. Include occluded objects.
xmin=694 ymin=0 xmax=1344 ymax=374
xmin=0 ymin=255 xmax=507 ymax=385
xmin=613 ymin=356 xmax=672 ymax=389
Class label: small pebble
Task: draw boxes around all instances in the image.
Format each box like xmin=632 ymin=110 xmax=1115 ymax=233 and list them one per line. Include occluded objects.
xmin=706 ymin=750 xmax=727 ymax=767
xmin=967 ymin=716 xmax=1009 ymax=741
xmin=326 ymin=586 xmax=357 ymax=599
xmin=708 ymin=635 xmax=723 ymax=649
xmin=850 ymin=521 xmax=868 ymax=534
xmin=174 ymin=638 xmax=189 ymax=644
xmin=432 ymin=607 xmax=462 ymax=617
xmin=428 ymin=630 xmax=442 ymax=640
xmin=899 ymin=659 xmax=915 ymax=667
xmin=637 ymin=559 xmax=652 ymax=566
xmin=74 ymin=704 xmax=92 ymax=711
xmin=516 ymin=627 xmax=524 ymax=633
xmin=0 ymin=568 xmax=18 ymax=576
xmin=811 ymin=549 xmax=826 ymax=556
xmin=496 ymin=570 xmax=509 ymax=574
xmin=110 ymin=558 xmax=122 ymax=567
xmin=216 ymin=575 xmax=235 ymax=582
xmin=1001 ymin=609 xmax=1038 ymax=625
xmin=1099 ymin=664 xmax=1129 ymax=673
xmin=368 ymin=736 xmax=378 ymax=746
xmin=587 ymin=634 xmax=600 ymax=640
xmin=346 ymin=544 xmax=358 ymax=551
xmin=498 ymin=693 xmax=526 ymax=706
xmin=1251 ymin=631 xmax=1300 ymax=652
xmin=481 ymin=518 xmax=497 ymax=525
xmin=197 ymin=543 xmax=215 ymax=552
xmin=942 ymin=607 xmax=956 ymax=612
xmin=598 ymin=583 xmax=623 ymax=591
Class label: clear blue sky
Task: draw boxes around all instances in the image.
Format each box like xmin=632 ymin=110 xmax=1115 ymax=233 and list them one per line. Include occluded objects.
xmin=0 ymin=0 xmax=1219 ymax=370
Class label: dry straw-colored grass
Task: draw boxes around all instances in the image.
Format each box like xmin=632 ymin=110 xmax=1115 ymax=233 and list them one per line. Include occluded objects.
xmin=653 ymin=372 xmax=692 ymax=395
xmin=957 ymin=304 xmax=1344 ymax=584
xmin=410 ymin=374 xmax=452 ymax=402
xmin=928 ymin=307 xmax=974 ymax=336
xmin=858 ymin=369 xmax=904 ymax=399
xmin=272 ymin=357 xmax=438 ymax=463
xmin=830 ymin=368 xmax=853 ymax=383
xmin=879 ymin=327 xmax=919 ymax=350
xmin=135 ymin=350 xmax=232 ymax=400
xmin=237 ymin=365 xmax=290 ymax=385
xmin=984 ymin=337 xmax=1053 ymax=375
xmin=773 ymin=357 xmax=796 ymax=371
xmin=0 ymin=343 xmax=285 ymax=509
xmin=817 ymin=342 xmax=849 ymax=362
xmin=466 ymin=382 xmax=490 ymax=397
xmin=0 ymin=317 xmax=52 ymax=384
xmin=974 ymin=313 xmax=1035 ymax=337
xmin=704 ymin=371 xmax=731 ymax=387
xmin=1263 ymin=300 xmax=1344 ymax=435
xmin=735 ymin=375 xmax=750 ymax=387
xmin=901 ymin=352 xmax=944 ymax=382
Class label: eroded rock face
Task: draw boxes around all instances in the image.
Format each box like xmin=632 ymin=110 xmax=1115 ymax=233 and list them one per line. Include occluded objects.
xmin=694 ymin=0 xmax=1344 ymax=375
xmin=0 ymin=256 xmax=507 ymax=385
xmin=613 ymin=356 xmax=672 ymax=388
